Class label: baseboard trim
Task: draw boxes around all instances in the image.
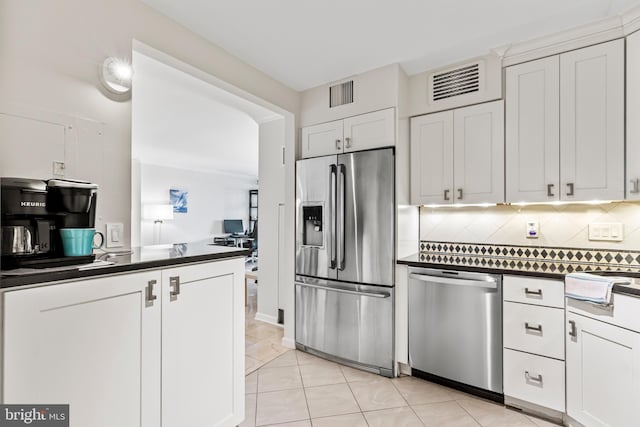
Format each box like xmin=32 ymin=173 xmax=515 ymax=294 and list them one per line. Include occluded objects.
xmin=254 ymin=312 xmax=281 ymax=327
xmin=281 ymin=337 xmax=295 ymax=349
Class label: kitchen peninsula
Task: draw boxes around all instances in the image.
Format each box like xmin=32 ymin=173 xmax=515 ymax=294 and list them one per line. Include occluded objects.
xmin=0 ymin=242 xmax=249 ymax=427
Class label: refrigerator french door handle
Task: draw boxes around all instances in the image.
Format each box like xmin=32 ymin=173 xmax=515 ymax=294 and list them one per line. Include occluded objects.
xmin=338 ymin=164 xmax=346 ymax=271
xmin=329 ymin=164 xmax=337 ymax=269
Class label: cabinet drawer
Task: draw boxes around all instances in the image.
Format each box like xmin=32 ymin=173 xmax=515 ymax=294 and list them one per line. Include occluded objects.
xmin=504 ymin=302 xmax=565 ymax=360
xmin=503 ymin=275 xmax=564 ymax=308
xmin=504 ymin=349 xmax=565 ymax=412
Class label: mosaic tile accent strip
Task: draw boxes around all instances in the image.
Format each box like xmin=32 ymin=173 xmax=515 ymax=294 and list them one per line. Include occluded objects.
xmin=419 ymin=241 xmax=640 ymax=274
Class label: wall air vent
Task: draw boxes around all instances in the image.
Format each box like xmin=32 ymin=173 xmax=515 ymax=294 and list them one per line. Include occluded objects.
xmin=429 ymin=62 xmax=483 ymax=102
xmin=329 ymin=80 xmax=354 ymax=108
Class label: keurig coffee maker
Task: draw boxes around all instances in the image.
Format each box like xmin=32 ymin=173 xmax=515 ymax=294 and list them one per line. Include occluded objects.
xmin=1 ymin=177 xmax=98 ymax=270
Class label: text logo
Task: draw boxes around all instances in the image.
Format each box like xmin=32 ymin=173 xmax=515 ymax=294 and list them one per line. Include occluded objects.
xmin=0 ymin=405 xmax=68 ymax=426
xmin=19 ymin=201 xmax=46 ymax=208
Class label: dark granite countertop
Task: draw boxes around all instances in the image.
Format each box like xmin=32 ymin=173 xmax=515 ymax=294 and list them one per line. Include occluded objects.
xmin=0 ymin=241 xmax=250 ymax=289
xmin=398 ymin=253 xmax=640 ymax=299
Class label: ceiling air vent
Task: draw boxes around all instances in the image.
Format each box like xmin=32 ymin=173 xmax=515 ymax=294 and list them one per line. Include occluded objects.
xmin=430 ymin=62 xmax=481 ymax=102
xmin=329 ymin=80 xmax=354 ymax=108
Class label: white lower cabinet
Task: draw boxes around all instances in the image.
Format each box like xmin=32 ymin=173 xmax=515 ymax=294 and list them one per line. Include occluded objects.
xmin=502 ymin=275 xmax=565 ymax=415
xmin=566 ymin=310 xmax=640 ymax=427
xmin=504 ymin=349 xmax=565 ymax=412
xmin=2 ymin=258 xmax=245 ymax=427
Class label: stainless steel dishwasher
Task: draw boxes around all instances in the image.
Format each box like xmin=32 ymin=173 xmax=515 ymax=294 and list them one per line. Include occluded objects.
xmin=408 ymin=267 xmax=503 ymax=402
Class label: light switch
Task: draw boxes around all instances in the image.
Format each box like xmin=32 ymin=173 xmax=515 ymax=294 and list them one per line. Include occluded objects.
xmin=106 ymin=223 xmax=124 ymax=248
xmin=589 ymin=223 xmax=623 ymax=242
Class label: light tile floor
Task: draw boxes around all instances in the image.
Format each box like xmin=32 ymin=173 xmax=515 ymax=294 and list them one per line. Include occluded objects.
xmin=240 ymin=350 xmax=561 ymax=427
xmin=245 ymin=278 xmax=289 ymax=375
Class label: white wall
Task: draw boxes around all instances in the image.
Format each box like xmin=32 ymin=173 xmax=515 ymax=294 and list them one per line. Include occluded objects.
xmin=420 ymin=202 xmax=640 ymax=250
xmin=256 ymin=119 xmax=285 ymax=325
xmin=139 ymin=163 xmax=256 ymax=245
xmin=0 ymin=0 xmax=298 ymax=247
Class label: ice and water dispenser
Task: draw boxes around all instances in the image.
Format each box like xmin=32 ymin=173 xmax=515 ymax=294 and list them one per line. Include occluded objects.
xmin=302 ymin=205 xmax=323 ymax=247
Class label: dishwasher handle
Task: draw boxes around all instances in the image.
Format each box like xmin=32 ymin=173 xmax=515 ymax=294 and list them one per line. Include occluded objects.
xmin=297 ymin=282 xmax=390 ymax=298
xmin=409 ymin=273 xmax=498 ymax=289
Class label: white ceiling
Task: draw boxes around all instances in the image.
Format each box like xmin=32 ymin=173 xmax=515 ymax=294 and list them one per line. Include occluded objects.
xmin=143 ymin=0 xmax=637 ymax=91
xmin=132 ymin=51 xmax=276 ymax=178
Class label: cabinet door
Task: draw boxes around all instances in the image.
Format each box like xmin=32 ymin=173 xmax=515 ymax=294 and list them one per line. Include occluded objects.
xmin=343 ymin=108 xmax=395 ymax=153
xmin=301 ymin=120 xmax=343 ymax=158
xmin=453 ymin=100 xmax=505 ymax=204
xmin=410 ymin=110 xmax=454 ymax=205
xmin=560 ymin=39 xmax=624 ymax=201
xmin=566 ymin=312 xmax=640 ymax=427
xmin=161 ymin=259 xmax=245 ymax=427
xmin=627 ymin=31 xmax=640 ymax=200
xmin=3 ymin=271 xmax=162 ymax=427
xmin=505 ymin=57 xmax=560 ymax=203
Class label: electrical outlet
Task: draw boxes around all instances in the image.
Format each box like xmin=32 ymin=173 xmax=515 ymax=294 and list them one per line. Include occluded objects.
xmin=588 ymin=223 xmax=623 ymax=242
xmin=106 ymin=222 xmax=124 ymax=248
xmin=526 ymin=220 xmax=539 ymax=238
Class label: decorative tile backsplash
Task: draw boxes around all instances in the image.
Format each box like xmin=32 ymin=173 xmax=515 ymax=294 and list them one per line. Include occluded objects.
xmin=419 ymin=240 xmax=640 ymax=273
xmin=420 ymin=202 xmax=640 ymax=250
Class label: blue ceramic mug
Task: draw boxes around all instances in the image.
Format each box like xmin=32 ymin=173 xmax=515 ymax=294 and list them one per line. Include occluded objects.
xmin=59 ymin=228 xmax=104 ymax=257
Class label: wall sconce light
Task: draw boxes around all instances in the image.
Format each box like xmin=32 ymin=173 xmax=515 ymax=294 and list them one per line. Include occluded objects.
xmin=99 ymin=57 xmax=133 ymax=95
xmin=143 ymin=204 xmax=174 ymax=244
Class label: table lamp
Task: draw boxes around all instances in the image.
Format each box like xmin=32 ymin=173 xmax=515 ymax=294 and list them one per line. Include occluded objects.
xmin=143 ymin=204 xmax=174 ymax=244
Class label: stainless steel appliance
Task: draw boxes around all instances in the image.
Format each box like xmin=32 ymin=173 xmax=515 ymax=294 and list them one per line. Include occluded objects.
xmin=409 ymin=267 xmax=503 ymax=401
xmin=1 ymin=177 xmax=98 ymax=270
xmin=295 ymin=148 xmax=395 ymax=377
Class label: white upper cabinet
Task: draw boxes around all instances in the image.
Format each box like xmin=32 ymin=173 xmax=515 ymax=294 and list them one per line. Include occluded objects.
xmin=410 ymin=100 xmax=504 ymax=205
xmin=301 ymin=120 xmax=344 ymax=158
xmin=506 ymin=56 xmax=560 ymax=203
xmin=453 ymin=101 xmax=505 ymax=204
xmin=301 ymin=108 xmax=395 ymax=158
xmin=560 ymin=39 xmax=624 ymax=201
xmin=505 ymin=39 xmax=624 ymax=203
xmin=627 ymin=31 xmax=640 ymax=200
xmin=410 ymin=110 xmax=454 ymax=204
xmin=343 ymin=108 xmax=395 ymax=153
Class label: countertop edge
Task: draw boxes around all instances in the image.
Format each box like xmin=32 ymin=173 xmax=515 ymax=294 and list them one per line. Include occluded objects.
xmin=1 ymin=249 xmax=250 ymax=289
xmin=397 ymin=258 xmax=640 ymax=298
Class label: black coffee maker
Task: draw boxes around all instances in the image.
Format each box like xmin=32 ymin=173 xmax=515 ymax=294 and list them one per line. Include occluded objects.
xmin=1 ymin=177 xmax=98 ymax=270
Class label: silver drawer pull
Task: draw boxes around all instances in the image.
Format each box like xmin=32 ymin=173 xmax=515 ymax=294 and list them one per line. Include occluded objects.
xmin=569 ymin=320 xmax=577 ymax=337
xmin=297 ymin=282 xmax=390 ymax=298
xmin=524 ymin=288 xmax=542 ymax=296
xmin=525 ymin=322 xmax=543 ymax=333
xmin=170 ymin=276 xmax=181 ymax=299
xmin=525 ymin=371 xmax=543 ymax=383
xmin=145 ymin=279 xmax=157 ymax=304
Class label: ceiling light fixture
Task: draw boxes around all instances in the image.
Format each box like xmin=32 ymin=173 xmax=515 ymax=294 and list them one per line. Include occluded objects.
xmin=99 ymin=57 xmax=133 ymax=94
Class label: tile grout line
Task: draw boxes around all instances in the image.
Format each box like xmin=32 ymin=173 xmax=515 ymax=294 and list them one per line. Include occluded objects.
xmin=337 ymin=366 xmax=370 ymax=426
xmin=388 ymin=377 xmax=427 ymax=427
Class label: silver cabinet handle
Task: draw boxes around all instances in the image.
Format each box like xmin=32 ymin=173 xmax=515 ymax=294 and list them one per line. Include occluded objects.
xmin=547 ymin=184 xmax=554 ymax=197
xmin=524 ymin=288 xmax=542 ymax=296
xmin=170 ymin=276 xmax=181 ymax=298
xmin=345 ymin=137 xmax=351 ymax=148
xmin=525 ymin=371 xmax=543 ymax=383
xmin=457 ymin=188 xmax=463 ymax=200
xmin=631 ymin=179 xmax=640 ymax=194
xmin=335 ymin=139 xmax=341 ymax=150
xmin=566 ymin=182 xmax=574 ymax=196
xmin=569 ymin=320 xmax=577 ymax=337
xmin=525 ymin=322 xmax=543 ymax=332
xmin=146 ymin=279 xmax=157 ymax=304
xmin=444 ymin=189 xmax=450 ymax=201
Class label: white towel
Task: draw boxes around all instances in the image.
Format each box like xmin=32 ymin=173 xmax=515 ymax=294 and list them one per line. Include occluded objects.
xmin=565 ymin=272 xmax=631 ymax=305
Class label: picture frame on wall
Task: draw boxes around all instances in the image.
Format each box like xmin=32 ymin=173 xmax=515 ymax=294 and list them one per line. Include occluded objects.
xmin=170 ymin=188 xmax=188 ymax=213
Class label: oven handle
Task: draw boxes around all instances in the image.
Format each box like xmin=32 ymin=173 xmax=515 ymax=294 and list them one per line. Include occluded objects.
xmin=297 ymin=282 xmax=390 ymax=298
xmin=409 ymin=273 xmax=498 ymax=289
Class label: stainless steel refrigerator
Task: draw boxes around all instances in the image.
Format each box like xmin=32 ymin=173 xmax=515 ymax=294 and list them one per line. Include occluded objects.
xmin=295 ymin=147 xmax=395 ymax=377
